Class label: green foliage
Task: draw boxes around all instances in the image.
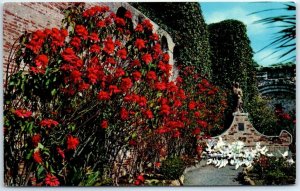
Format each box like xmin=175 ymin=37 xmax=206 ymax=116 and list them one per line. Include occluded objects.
xmin=208 ymin=20 xmax=256 ymax=97
xmin=208 ymin=20 xmax=277 ymax=131
xmin=245 ymin=96 xmax=277 ymax=135
xmin=252 ymin=156 xmax=296 ymax=185
xmin=160 ymin=157 xmax=185 ymax=180
xmin=130 ymin=2 xmax=212 ymax=78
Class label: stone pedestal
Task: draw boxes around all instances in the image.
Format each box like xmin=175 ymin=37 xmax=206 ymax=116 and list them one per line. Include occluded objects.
xmin=211 ymin=112 xmax=292 ymax=152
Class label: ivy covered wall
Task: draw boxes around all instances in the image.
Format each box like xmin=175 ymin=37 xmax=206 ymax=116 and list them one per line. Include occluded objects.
xmin=130 ymin=2 xmax=212 ymax=79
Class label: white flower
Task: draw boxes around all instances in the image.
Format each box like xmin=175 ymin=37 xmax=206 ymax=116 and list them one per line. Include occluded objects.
xmin=279 ymin=150 xmax=289 ymax=158
xmin=286 ymin=158 xmax=295 ymax=165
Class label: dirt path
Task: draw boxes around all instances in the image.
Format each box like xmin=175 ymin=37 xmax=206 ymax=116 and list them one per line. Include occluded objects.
xmin=184 ymin=160 xmax=243 ymax=186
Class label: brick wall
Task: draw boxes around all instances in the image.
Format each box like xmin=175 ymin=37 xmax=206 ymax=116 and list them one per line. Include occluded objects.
xmin=212 ymin=112 xmax=292 ymax=152
xmin=3 ymin=2 xmax=175 ymax=82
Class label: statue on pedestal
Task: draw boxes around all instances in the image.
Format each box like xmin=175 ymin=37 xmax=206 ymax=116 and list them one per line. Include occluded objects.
xmin=233 ymin=82 xmax=243 ymax=113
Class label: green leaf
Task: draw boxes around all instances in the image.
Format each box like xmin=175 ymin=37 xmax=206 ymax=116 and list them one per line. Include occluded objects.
xmin=51 ymin=89 xmax=57 ymax=96
xmin=37 ymin=165 xmax=45 ymax=179
xmin=37 ymin=143 xmax=44 ymax=150
xmin=26 ymin=150 xmax=34 ymax=160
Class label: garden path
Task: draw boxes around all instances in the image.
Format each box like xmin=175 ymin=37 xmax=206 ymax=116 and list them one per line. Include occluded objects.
xmin=184 ymin=160 xmax=243 ymax=186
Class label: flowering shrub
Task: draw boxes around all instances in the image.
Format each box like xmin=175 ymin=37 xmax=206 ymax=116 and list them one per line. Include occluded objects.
xmin=4 ymin=4 xmax=226 ymax=186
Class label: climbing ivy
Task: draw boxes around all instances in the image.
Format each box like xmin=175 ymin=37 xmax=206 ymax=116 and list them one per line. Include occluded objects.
xmin=130 ymin=2 xmax=212 ymax=79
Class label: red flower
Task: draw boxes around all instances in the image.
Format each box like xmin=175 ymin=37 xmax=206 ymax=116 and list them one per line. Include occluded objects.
xmin=167 ymin=82 xmax=178 ymax=92
xmin=57 ymin=147 xmax=65 ymax=159
xmin=132 ymin=71 xmax=141 ymax=81
xmin=106 ymin=57 xmax=116 ymax=65
xmin=173 ymin=131 xmax=181 ymax=138
xmin=101 ymin=120 xmax=109 ymax=129
xmin=115 ymin=17 xmax=126 ymax=26
xmin=150 ymin=33 xmax=159 ymax=41
xmin=75 ymin=25 xmax=88 ymax=39
xmin=131 ymin=59 xmax=141 ymax=67
xmin=135 ymin=24 xmax=143 ymax=32
xmin=162 ymin=53 xmax=170 ymax=62
xmin=194 ymin=111 xmax=201 ymax=118
xmin=144 ymin=110 xmax=153 ymax=119
xmin=33 ymin=150 xmax=42 ymax=164
xmin=155 ymin=162 xmax=161 ymax=168
xmin=14 ymin=109 xmax=32 ymax=118
xmin=137 ymin=175 xmax=145 ymax=182
xmin=70 ymin=70 xmax=82 ymax=84
xmin=129 ymin=139 xmax=137 ymax=146
xmin=146 ymin=71 xmax=157 ymax=81
xmin=197 ymin=120 xmax=208 ymax=128
xmin=67 ymin=135 xmax=79 ymax=150
xmin=117 ymin=48 xmax=127 ymax=60
xmin=97 ymin=20 xmax=106 ymax=28
xmin=32 ymin=134 xmax=41 ymax=147
xmin=97 ymin=91 xmax=110 ymax=100
xmin=40 ymin=119 xmax=59 ymax=128
xmin=152 ymin=43 xmax=162 ymax=54
xmin=142 ymin=53 xmax=152 ymax=65
xmin=124 ymin=10 xmax=132 ymax=19
xmin=120 ymin=78 xmax=133 ymax=92
xmin=61 ymin=48 xmax=80 ymax=66
xmin=89 ymin=32 xmax=100 ymax=42
xmin=193 ymin=127 xmax=201 ymax=135
xmin=35 ymin=54 xmax=49 ymax=68
xmin=160 ymin=104 xmax=171 ymax=116
xmin=154 ymin=82 xmax=166 ymax=91
xmin=90 ymin=44 xmax=101 ymax=53
xmin=30 ymin=66 xmax=45 ymax=74
xmin=44 ymin=174 xmax=60 ymax=186
xmin=104 ymin=37 xmax=115 ymax=54
xmin=138 ymin=96 xmax=147 ymax=107
xmin=142 ymin=19 xmax=153 ymax=30
xmin=70 ymin=37 xmax=81 ymax=49
xmin=109 ymin=85 xmax=121 ymax=95
xmin=135 ymin=39 xmax=145 ymax=50
xmin=120 ymin=107 xmax=129 ymax=120
xmin=134 ymin=180 xmax=141 ymax=186
xmin=196 ymin=145 xmax=203 ymax=153
xmin=188 ymin=101 xmax=197 ymax=110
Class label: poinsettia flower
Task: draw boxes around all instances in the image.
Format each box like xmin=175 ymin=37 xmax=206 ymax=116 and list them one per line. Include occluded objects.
xmin=40 ymin=119 xmax=59 ymax=128
xmin=67 ymin=135 xmax=79 ymax=150
xmin=14 ymin=109 xmax=32 ymax=118
xmin=44 ymin=174 xmax=60 ymax=186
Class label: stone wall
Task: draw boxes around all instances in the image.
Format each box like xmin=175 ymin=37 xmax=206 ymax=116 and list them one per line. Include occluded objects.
xmin=212 ymin=112 xmax=292 ymax=152
xmin=3 ymin=2 xmax=175 ymax=82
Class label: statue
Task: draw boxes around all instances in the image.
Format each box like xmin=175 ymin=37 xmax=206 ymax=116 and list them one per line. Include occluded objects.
xmin=233 ymin=82 xmax=243 ymax=113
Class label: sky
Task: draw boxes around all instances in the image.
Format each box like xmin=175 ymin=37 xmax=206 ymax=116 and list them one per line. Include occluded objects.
xmin=200 ymin=2 xmax=296 ymax=66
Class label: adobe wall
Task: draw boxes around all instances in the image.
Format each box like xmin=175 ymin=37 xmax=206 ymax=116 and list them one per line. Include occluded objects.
xmin=3 ymin=2 xmax=175 ymax=82
xmin=212 ymin=112 xmax=292 ymax=152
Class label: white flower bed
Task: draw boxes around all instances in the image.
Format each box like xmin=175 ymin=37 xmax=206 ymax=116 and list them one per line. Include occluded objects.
xmin=203 ymin=137 xmax=294 ymax=169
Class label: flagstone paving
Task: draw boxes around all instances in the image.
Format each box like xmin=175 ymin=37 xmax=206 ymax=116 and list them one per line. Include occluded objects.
xmin=184 ymin=160 xmax=243 ymax=186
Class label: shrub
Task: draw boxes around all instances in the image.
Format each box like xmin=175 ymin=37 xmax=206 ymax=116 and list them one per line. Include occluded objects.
xmin=160 ymin=157 xmax=185 ymax=180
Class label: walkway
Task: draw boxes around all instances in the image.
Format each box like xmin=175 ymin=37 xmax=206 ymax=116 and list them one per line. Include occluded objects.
xmin=184 ymin=160 xmax=243 ymax=186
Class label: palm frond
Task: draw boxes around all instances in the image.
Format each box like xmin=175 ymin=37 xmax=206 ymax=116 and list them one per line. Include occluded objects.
xmin=251 ymin=3 xmax=296 ymax=62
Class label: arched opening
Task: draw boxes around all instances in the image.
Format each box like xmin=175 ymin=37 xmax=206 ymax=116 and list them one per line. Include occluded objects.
xmin=116 ymin=6 xmax=127 ymax=18
xmin=161 ymin=36 xmax=168 ymax=52
xmin=173 ymin=45 xmax=180 ymax=65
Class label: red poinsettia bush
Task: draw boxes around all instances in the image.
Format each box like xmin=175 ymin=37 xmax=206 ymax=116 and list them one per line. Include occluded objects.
xmin=4 ymin=4 xmax=226 ymax=186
